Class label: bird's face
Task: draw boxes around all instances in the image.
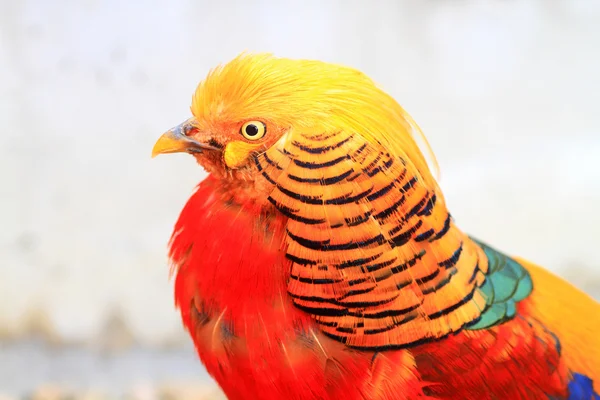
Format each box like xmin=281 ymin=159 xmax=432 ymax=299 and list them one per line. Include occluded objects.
xmin=152 ymin=115 xmax=286 ymax=180
xmin=152 ymin=53 xmax=372 ymax=180
xmin=152 ymin=54 xmax=325 ymax=181
xmin=152 ymin=53 xmax=437 ymax=194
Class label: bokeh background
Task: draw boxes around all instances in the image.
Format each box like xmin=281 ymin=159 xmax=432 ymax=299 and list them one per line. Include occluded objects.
xmin=1 ymin=0 xmax=599 ymax=398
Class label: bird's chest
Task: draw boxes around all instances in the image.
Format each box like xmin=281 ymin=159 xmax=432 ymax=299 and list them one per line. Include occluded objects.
xmin=168 ymin=180 xmax=570 ymax=399
xmin=170 ymin=195 xmax=383 ymax=399
xmin=180 ymin=291 xmax=418 ymax=400
xmin=169 ymin=187 xmax=336 ymax=398
xmin=182 ymin=292 xmax=340 ymax=400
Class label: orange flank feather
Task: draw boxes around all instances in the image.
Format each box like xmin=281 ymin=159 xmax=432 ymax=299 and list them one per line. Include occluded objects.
xmin=517 ymin=259 xmax=600 ymax=394
xmin=153 ymin=53 xmax=600 ymax=399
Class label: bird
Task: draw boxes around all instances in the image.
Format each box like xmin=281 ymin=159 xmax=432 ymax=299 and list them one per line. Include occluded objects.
xmin=152 ymin=53 xmax=600 ymax=399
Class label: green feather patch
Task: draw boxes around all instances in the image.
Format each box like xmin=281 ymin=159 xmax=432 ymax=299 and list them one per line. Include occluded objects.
xmin=466 ymin=238 xmax=533 ymax=330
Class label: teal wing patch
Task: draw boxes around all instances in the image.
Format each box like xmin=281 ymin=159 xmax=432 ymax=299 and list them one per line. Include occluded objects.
xmin=466 ymin=238 xmax=533 ymax=330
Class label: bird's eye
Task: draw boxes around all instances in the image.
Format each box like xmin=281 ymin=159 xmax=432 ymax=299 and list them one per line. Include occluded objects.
xmin=240 ymin=121 xmax=266 ymax=141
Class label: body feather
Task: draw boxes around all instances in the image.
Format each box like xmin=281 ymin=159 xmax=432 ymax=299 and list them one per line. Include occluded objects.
xmin=256 ymin=128 xmax=489 ymax=349
xmin=154 ymin=53 xmax=600 ymax=399
xmin=519 ymin=259 xmax=600 ymax=394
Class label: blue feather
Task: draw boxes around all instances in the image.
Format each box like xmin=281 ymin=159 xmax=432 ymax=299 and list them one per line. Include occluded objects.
xmin=567 ymin=373 xmax=600 ymax=400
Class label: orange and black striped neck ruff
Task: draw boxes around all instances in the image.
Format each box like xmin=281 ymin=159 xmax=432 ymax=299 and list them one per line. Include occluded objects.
xmin=253 ymin=130 xmax=491 ymax=350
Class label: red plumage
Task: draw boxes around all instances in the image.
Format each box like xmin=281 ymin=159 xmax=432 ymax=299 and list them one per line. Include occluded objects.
xmin=169 ymin=176 xmax=568 ymax=400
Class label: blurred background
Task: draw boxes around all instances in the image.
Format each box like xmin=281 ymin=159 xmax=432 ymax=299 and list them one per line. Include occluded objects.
xmin=1 ymin=0 xmax=599 ymax=398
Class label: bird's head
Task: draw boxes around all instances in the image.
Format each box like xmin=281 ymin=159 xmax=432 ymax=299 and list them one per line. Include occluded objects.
xmin=153 ymin=53 xmax=438 ymax=194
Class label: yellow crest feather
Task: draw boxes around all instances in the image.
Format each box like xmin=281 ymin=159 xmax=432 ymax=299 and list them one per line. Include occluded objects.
xmin=191 ymin=53 xmax=440 ymax=191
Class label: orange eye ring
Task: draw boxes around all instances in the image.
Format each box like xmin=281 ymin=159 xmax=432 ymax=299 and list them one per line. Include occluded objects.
xmin=240 ymin=121 xmax=266 ymax=141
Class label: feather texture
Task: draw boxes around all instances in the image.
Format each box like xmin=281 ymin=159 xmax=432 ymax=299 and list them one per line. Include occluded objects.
xmin=566 ymin=374 xmax=600 ymax=400
xmin=255 ymin=129 xmax=492 ymax=349
xmin=466 ymin=238 xmax=533 ymax=330
xmin=154 ymin=53 xmax=600 ymax=399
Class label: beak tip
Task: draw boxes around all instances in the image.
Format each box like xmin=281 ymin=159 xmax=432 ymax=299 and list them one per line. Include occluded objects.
xmin=152 ymin=118 xmax=215 ymax=158
xmin=151 ymin=133 xmax=179 ymax=158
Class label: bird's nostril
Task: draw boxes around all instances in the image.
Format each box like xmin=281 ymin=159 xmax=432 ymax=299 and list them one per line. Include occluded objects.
xmin=182 ymin=125 xmax=199 ymax=137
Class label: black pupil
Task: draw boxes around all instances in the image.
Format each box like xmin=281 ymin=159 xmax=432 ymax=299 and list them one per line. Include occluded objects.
xmin=245 ymin=124 xmax=259 ymax=136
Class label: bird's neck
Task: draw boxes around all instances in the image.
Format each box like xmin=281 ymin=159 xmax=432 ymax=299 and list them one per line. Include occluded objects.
xmin=170 ymin=174 xmax=489 ymax=342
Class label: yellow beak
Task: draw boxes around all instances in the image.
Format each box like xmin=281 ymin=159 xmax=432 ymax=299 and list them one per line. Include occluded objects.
xmin=152 ymin=118 xmax=219 ymax=158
